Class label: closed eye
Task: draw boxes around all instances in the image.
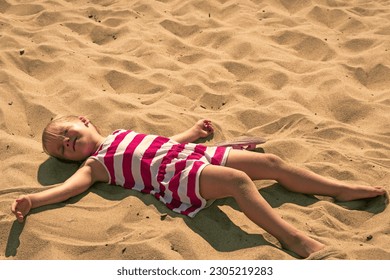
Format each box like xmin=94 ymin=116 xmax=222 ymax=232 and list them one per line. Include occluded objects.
xmin=59 ymin=129 xmax=69 ymax=157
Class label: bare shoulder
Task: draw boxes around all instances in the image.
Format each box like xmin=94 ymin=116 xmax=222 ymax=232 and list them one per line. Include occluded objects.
xmin=83 ymin=158 xmax=109 ymax=183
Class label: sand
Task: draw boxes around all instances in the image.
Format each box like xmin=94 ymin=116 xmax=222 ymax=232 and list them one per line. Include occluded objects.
xmin=1 ymin=0 xmax=389 ymax=260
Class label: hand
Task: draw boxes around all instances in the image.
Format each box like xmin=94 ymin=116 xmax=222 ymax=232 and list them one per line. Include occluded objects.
xmin=194 ymin=119 xmax=214 ymax=139
xmin=170 ymin=119 xmax=215 ymax=143
xmin=79 ymin=116 xmax=90 ymax=127
xmin=11 ymin=195 xmax=32 ymax=223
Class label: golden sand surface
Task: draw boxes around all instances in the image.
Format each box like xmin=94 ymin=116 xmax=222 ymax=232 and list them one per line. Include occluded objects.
xmin=1 ymin=0 xmax=389 ymax=259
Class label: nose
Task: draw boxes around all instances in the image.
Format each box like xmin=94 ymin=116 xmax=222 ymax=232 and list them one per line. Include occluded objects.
xmin=63 ymin=137 xmax=71 ymax=148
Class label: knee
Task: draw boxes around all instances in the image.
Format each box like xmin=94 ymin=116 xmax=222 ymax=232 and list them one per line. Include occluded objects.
xmin=225 ymin=169 xmax=253 ymax=195
xmin=263 ymin=153 xmax=285 ymax=169
xmin=224 ymin=168 xmax=250 ymax=184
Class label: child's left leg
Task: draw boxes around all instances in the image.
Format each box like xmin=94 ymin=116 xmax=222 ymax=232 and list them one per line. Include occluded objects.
xmin=225 ymin=150 xmax=386 ymax=201
xmin=199 ymin=164 xmax=325 ymax=258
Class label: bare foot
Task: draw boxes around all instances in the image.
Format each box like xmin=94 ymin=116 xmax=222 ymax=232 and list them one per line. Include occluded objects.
xmin=335 ymin=185 xmax=387 ymax=202
xmin=281 ymin=231 xmax=325 ymax=258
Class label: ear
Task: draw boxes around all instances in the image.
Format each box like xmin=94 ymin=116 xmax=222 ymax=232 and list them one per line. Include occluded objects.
xmin=78 ymin=116 xmax=90 ymax=127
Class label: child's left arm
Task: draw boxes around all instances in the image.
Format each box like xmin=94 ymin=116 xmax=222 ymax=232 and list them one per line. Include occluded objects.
xmin=170 ymin=119 xmax=214 ymax=143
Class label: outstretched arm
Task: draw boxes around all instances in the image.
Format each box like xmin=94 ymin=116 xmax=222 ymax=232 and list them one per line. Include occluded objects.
xmin=11 ymin=164 xmax=96 ymax=223
xmin=170 ymin=119 xmax=214 ymax=143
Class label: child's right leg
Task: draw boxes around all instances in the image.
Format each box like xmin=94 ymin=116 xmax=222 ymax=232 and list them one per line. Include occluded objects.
xmin=199 ymin=165 xmax=325 ymax=258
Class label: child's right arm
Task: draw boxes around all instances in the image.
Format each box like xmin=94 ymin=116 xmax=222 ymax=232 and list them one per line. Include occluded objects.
xmin=11 ymin=163 xmax=98 ymax=223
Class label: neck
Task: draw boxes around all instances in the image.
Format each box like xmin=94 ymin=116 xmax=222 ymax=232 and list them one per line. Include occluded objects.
xmin=93 ymin=134 xmax=106 ymax=153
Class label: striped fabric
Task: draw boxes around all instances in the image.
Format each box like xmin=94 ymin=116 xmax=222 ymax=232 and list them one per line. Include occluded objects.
xmin=90 ymin=130 xmax=231 ymax=217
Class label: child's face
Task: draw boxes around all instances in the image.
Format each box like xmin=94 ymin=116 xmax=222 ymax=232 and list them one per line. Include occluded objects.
xmin=44 ymin=120 xmax=100 ymax=161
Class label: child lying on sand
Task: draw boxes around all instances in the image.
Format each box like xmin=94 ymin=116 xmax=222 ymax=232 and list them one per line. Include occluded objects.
xmin=11 ymin=115 xmax=386 ymax=258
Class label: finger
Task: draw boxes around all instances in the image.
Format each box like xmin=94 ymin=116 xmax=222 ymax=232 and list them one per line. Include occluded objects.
xmin=204 ymin=121 xmax=214 ymax=132
xmin=79 ymin=116 xmax=90 ymax=127
xmin=11 ymin=198 xmax=22 ymax=213
xmin=16 ymin=212 xmax=25 ymax=223
xmin=11 ymin=201 xmax=17 ymax=213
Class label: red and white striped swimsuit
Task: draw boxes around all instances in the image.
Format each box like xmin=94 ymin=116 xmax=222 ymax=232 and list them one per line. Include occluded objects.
xmin=90 ymin=130 xmax=231 ymax=217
